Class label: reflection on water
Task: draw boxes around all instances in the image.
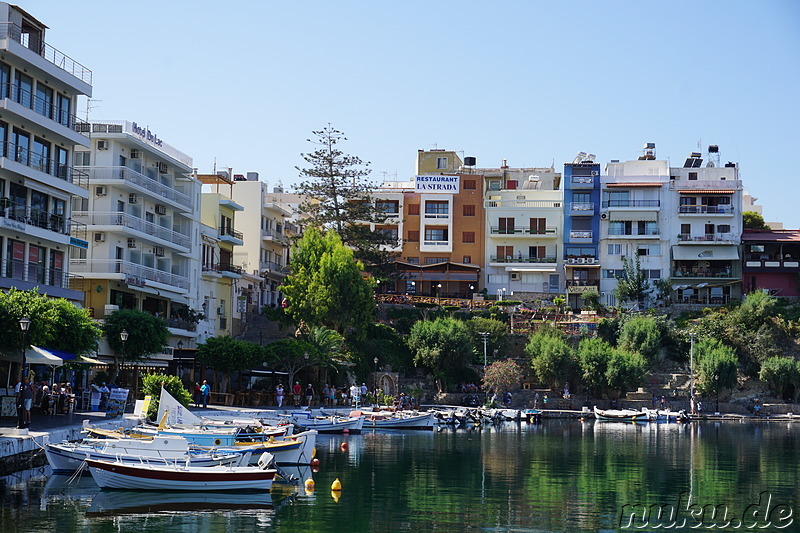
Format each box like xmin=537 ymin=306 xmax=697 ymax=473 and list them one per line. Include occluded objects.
xmin=1 ymin=420 xmax=797 ymax=531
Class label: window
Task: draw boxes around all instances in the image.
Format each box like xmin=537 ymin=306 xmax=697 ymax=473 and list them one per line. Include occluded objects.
xmin=378 ymin=227 xmax=398 ymax=240
xmin=376 ymin=200 xmax=399 ymax=214
xmin=463 ymin=179 xmax=476 ymax=190
xmin=12 ymin=127 xmax=30 ymax=164
xmin=35 ymin=83 xmax=53 ymax=119
xmin=530 ymin=218 xmax=547 ymax=234
xmin=528 ymin=246 xmax=547 ymax=259
xmin=74 ymin=151 xmax=90 ymax=166
xmin=488 ymin=274 xmax=509 ymax=284
xmin=406 ymin=257 xmax=419 ymax=264
xmin=487 ymin=180 xmax=501 ymax=191
xmin=462 ymin=231 xmax=475 ymax=243
xmin=606 ymin=191 xmax=630 ymax=207
xmin=14 ymin=72 xmax=33 ymax=108
xmin=424 ymin=228 xmax=448 ymax=241
xmin=750 ymin=245 xmax=765 ymax=253
xmin=607 ymin=244 xmax=622 ymax=255
xmin=436 ymin=157 xmax=448 ymax=169
xmin=0 ymin=62 xmax=9 ymax=100
xmin=637 ymin=244 xmax=661 ymax=256
xmin=56 ymin=94 xmax=71 ymax=127
xmin=717 ymin=224 xmax=731 ymax=233
xmin=32 ymin=137 xmax=50 ymax=174
xmin=498 ymin=217 xmax=515 ymax=234
xmin=462 ymin=255 xmax=471 ymax=264
xmin=407 ymin=230 xmax=419 ymax=242
xmin=496 ymin=246 xmax=513 ymax=260
xmin=425 ymin=200 xmax=449 ymax=215
xmin=603 ymin=269 xmax=626 ymax=279
xmin=463 ymin=204 xmax=475 ymax=216
xmin=572 ymin=192 xmax=591 ymax=204
xmin=647 ymin=269 xmax=661 ymax=279
xmin=425 ymin=257 xmax=447 ymax=264
xmin=407 ymin=203 xmax=420 ymax=215
xmin=688 ymin=172 xmax=698 ymax=180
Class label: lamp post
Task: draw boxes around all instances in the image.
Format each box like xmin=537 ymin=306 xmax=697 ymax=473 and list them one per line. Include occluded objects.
xmin=478 ymin=332 xmax=489 ymax=371
xmin=19 ymin=316 xmax=30 ymax=378
xmin=689 ymin=332 xmax=695 ymax=412
xmin=374 ymin=356 xmax=379 ymax=396
xmin=436 ymin=283 xmax=442 ymax=304
xmin=176 ymin=340 xmax=184 ymax=379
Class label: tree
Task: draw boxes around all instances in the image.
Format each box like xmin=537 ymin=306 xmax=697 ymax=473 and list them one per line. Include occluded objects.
xmin=407 ymin=317 xmax=473 ymax=392
xmin=466 ymin=317 xmax=507 ymax=365
xmin=694 ymin=338 xmax=738 ymax=408
xmin=102 ymin=309 xmax=170 ymax=383
xmin=581 ymin=288 xmax=600 ymax=311
xmin=577 ymin=337 xmax=645 ymax=398
xmin=141 ymin=373 xmax=192 ymax=421
xmin=618 ymin=315 xmax=663 ymax=361
xmin=759 ymin=357 xmax=800 ymax=400
xmin=614 ymin=252 xmax=651 ymax=309
xmin=0 ymin=288 xmax=100 ymax=359
xmin=526 ymin=329 xmax=575 ymax=389
xmin=294 ymin=124 xmax=398 ymax=266
xmin=482 ymin=359 xmax=523 ymax=398
xmin=280 ymin=228 xmax=376 ymax=337
xmin=743 ymin=211 xmax=770 ymax=230
xmin=197 ymin=336 xmax=264 ymax=392
xmin=266 ymin=338 xmax=318 ymax=390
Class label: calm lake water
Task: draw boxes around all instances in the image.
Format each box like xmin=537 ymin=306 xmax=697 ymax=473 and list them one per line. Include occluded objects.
xmin=1 ymin=420 xmax=798 ymax=532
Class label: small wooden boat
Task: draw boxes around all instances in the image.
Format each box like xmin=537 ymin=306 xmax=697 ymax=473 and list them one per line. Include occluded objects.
xmin=86 ymin=453 xmax=277 ymax=492
xmin=199 ymin=430 xmax=317 ymax=466
xmin=359 ymin=410 xmax=435 ymax=430
xmin=593 ymin=406 xmax=651 ymax=422
xmin=290 ymin=411 xmax=364 ymax=434
xmin=523 ymin=409 xmax=542 ymax=423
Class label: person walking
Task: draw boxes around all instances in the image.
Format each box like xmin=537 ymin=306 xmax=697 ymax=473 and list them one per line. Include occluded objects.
xmin=292 ymin=382 xmax=302 ymax=407
xmin=276 ymin=384 xmax=285 ymax=408
xmin=200 ymin=380 xmax=210 ymax=409
xmin=20 ymin=377 xmax=34 ymax=427
xmin=193 ymin=383 xmax=201 ymax=407
xmin=305 ymin=383 xmax=315 ymax=407
xmin=322 ymin=384 xmax=330 ymax=407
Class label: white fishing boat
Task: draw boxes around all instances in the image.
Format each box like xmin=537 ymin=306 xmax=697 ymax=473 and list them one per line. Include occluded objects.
xmin=359 ymin=410 xmax=435 ymax=430
xmin=202 ymin=430 xmax=317 ymax=466
xmin=290 ymin=411 xmax=364 ymax=434
xmin=86 ymin=452 xmax=277 ymax=492
xmin=45 ymin=435 xmax=247 ymax=473
xmin=593 ymin=406 xmax=652 ymax=422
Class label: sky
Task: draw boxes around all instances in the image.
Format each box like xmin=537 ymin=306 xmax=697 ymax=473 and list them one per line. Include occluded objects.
xmin=26 ymin=0 xmax=800 ymax=228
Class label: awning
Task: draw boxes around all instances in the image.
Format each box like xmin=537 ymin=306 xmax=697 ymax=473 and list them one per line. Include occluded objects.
xmin=672 ymin=246 xmax=739 ymax=261
xmin=505 ymin=266 xmax=557 ymax=272
xmin=29 ymin=346 xmax=65 ymax=366
xmin=75 ymin=355 xmax=107 ymax=365
xmin=678 ymin=189 xmax=734 ymax=194
xmin=609 ymin=211 xmax=658 ymax=221
xmin=605 ymin=182 xmax=662 ymax=188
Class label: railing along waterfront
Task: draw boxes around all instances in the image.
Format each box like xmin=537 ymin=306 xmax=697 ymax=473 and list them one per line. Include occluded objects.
xmin=1 ymin=258 xmax=82 ymax=290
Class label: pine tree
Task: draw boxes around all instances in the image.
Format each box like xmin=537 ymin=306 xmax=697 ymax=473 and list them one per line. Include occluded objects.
xmin=295 ymin=124 xmax=398 ymax=267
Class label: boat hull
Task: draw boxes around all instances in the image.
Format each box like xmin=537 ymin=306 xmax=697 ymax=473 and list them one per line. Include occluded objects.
xmin=291 ymin=414 xmax=364 ymax=434
xmin=363 ymin=412 xmax=435 ymax=430
xmin=593 ymin=406 xmax=651 ymax=422
xmin=45 ymin=444 xmax=243 ymax=473
xmin=86 ymin=459 xmax=275 ymax=491
xmin=212 ymin=430 xmax=317 ymax=465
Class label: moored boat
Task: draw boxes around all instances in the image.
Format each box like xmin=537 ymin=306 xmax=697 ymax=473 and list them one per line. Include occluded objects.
xmin=593 ymin=406 xmax=651 ymax=422
xmin=86 ymin=453 xmax=277 ymax=492
xmin=200 ymin=430 xmax=317 ymax=466
xmin=290 ymin=411 xmax=364 ymax=434
xmin=359 ymin=410 xmax=435 ymax=430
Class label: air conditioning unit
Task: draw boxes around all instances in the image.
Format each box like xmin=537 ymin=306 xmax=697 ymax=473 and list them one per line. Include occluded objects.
xmin=94 ymin=232 xmax=105 ymax=242
xmin=128 ymin=194 xmax=139 ymax=204
xmin=127 ymin=238 xmax=137 ymax=248
xmin=157 ymin=162 xmax=168 ymax=174
xmin=95 ymin=185 xmax=107 ymax=196
xmin=567 ymin=258 xmax=576 ymax=264
xmin=97 ymin=140 xmax=108 ymax=150
xmin=153 ymin=246 xmax=165 ymax=257
xmin=600 ymin=212 xmax=608 ymax=220
xmin=130 ymin=149 xmax=140 ymax=159
xmin=155 ymin=204 xmax=167 ymax=216
xmin=510 ymin=272 xmax=521 ymax=281
xmin=577 ymin=257 xmax=586 ymax=264
xmin=591 ymin=170 xmax=599 ymax=176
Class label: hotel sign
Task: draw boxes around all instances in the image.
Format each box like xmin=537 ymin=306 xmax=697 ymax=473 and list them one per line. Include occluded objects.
xmin=70 ymin=237 xmax=89 ymax=249
xmin=131 ymin=122 xmax=163 ymax=147
xmin=415 ymin=175 xmax=460 ymax=193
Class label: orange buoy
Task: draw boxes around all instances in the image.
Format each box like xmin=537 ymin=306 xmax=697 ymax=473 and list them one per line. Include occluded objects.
xmin=340 ymin=442 xmax=348 ymax=451
xmin=310 ymin=458 xmax=320 ymax=467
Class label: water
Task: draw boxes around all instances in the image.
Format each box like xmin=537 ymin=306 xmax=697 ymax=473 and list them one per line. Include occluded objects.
xmin=1 ymin=421 xmax=798 ymax=532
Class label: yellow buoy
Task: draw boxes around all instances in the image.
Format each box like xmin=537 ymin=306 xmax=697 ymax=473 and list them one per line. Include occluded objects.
xmin=304 ymin=478 xmax=315 ymax=491
xmin=331 ymin=478 xmax=342 ymax=491
xmin=331 ymin=491 xmax=340 ymax=503
xmin=312 ymin=447 xmax=317 ymax=459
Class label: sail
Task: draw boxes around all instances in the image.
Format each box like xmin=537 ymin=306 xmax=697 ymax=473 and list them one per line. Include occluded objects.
xmin=156 ymin=387 xmax=202 ymax=426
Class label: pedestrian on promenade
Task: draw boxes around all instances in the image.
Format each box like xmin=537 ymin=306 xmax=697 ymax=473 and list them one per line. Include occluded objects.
xmin=329 ymin=386 xmax=336 ymax=406
xmin=193 ymin=383 xmax=201 ymax=407
xmin=19 ymin=377 xmax=34 ymax=427
xmin=534 ymin=391 xmax=540 ymax=409
xmin=690 ymin=395 xmax=696 ymax=415
xmin=276 ymin=384 xmax=284 ymax=408
xmin=322 ymin=384 xmax=330 ymax=407
xmin=305 ymin=383 xmax=315 ymax=407
xmin=200 ymin=380 xmax=210 ymax=408
xmin=652 ymin=394 xmax=658 ymax=408
xmin=660 ymin=396 xmax=666 ymax=409
xmin=543 ymin=394 xmax=549 ymax=409
xmin=292 ymin=382 xmax=302 ymax=406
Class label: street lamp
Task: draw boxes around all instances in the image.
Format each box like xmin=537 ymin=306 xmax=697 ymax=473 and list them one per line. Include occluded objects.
xmin=437 ymin=283 xmax=442 ymax=304
xmin=374 ymin=356 xmax=379 ymax=395
xmin=19 ymin=316 xmax=30 ymax=378
xmin=689 ymin=332 xmax=695 ymax=413
xmin=176 ymin=340 xmax=184 ymax=379
xmin=121 ymin=328 xmax=128 ymax=364
xmin=478 ymin=332 xmax=489 ymax=370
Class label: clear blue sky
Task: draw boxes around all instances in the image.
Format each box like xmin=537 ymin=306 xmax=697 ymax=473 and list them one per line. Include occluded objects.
xmin=29 ymin=0 xmax=800 ymax=228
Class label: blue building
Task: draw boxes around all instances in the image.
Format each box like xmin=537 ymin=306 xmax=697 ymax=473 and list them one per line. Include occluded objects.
xmin=563 ymin=155 xmax=601 ymax=309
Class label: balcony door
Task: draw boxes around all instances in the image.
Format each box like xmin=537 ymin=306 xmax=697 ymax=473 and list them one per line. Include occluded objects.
xmin=498 ymin=217 xmax=515 ymax=234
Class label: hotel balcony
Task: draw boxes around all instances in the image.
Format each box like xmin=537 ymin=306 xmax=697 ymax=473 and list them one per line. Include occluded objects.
xmin=81 ymin=167 xmax=192 ymax=210
xmin=670 ymin=179 xmax=741 ymax=191
xmin=569 ymin=175 xmax=596 ymax=189
xmin=73 ymin=211 xmax=191 ymax=250
xmin=261 ymin=260 xmax=287 ymax=279
xmin=219 ymin=262 xmax=243 ymax=279
xmin=0 ymin=83 xmax=90 ymax=143
xmin=262 ymin=227 xmax=287 ymax=243
xmin=678 ymin=205 xmax=734 ymax=216
xmin=218 ymin=226 xmax=244 ymax=246
xmin=70 ymin=258 xmax=190 ymax=292
xmin=201 ymin=264 xmax=222 ymax=278
xmin=569 ymin=202 xmax=595 ymax=216
xmin=568 ymin=230 xmax=593 ymax=243
xmin=0 ymin=21 xmax=92 ymax=88
xmin=485 ymin=199 xmax=562 ymax=209
xmin=489 ymin=255 xmax=556 ymax=265
xmin=0 ymin=258 xmax=84 ymax=301
xmin=608 ymin=227 xmax=660 ymax=238
xmin=0 ymin=142 xmax=88 ymax=193
xmin=677 ymin=233 xmax=738 ymax=244
xmin=1 ymin=198 xmax=74 ymax=238
xmin=743 ymin=258 xmax=800 ymax=272
xmin=602 ymin=200 xmax=660 ymax=208
xmin=489 ymin=226 xmax=557 ymax=237
xmin=671 ymin=267 xmax=734 ymax=279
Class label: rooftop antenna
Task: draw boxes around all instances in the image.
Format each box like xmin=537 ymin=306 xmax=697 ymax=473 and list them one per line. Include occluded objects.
xmin=85 ymin=99 xmax=102 ymax=121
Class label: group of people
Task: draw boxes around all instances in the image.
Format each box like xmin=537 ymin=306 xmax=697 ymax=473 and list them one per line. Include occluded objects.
xmin=13 ymin=377 xmax=75 ymax=428
xmin=272 ymin=382 xmax=376 ymax=408
xmin=193 ymin=380 xmax=211 ymax=408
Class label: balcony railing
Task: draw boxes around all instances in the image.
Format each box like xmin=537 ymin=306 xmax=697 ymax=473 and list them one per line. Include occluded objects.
xmin=485 ymin=200 xmax=562 ymax=209
xmin=489 ymin=226 xmax=557 ymax=235
xmin=422 ymin=240 xmax=449 ymax=246
xmin=570 ymin=202 xmax=595 ymax=212
xmin=0 ymin=22 xmax=92 ymax=84
xmin=566 ymin=279 xmax=600 ymax=288
xmin=262 ymin=227 xmax=286 ymax=241
xmin=423 ymin=212 xmax=449 ymax=219
xmin=602 ymin=200 xmax=660 ymax=208
xmin=219 ymin=262 xmax=243 ymax=275
xmin=261 ymin=260 xmax=285 ymax=274
xmin=678 ymin=205 xmax=734 ymax=214
xmin=678 ymin=233 xmax=737 ymax=243
xmin=219 ymin=226 xmax=243 ymax=241
xmin=570 ymin=176 xmax=595 ymax=185
xmin=0 ymin=82 xmax=90 ymax=137
xmin=79 ymin=167 xmax=192 ymax=208
xmin=69 ymin=259 xmax=190 ymax=291
xmin=608 ymin=227 xmax=660 ymax=236
xmin=743 ymin=258 xmax=800 ymax=269
xmin=2 ymin=258 xmax=82 ymax=289
xmin=672 ymin=267 xmax=733 ymax=278
xmin=569 ymin=230 xmax=593 ymax=239
xmin=73 ymin=211 xmax=191 ymax=248
xmin=1 ymin=141 xmax=87 ymax=186
xmin=676 ymin=294 xmax=731 ymax=305
xmin=0 ymin=198 xmax=70 ymax=235
xmin=490 ymin=255 xmax=556 ymax=263
xmin=671 ymin=179 xmax=741 ymax=191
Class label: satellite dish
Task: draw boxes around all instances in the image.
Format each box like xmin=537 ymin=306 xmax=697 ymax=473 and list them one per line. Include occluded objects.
xmin=706 ymin=161 xmax=715 ymax=167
